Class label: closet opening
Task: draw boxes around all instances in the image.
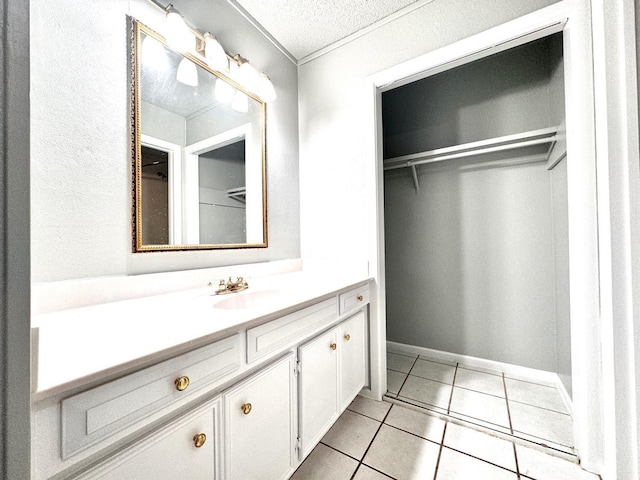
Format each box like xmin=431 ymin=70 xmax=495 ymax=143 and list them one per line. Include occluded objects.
xmin=381 ymin=32 xmax=572 ymax=457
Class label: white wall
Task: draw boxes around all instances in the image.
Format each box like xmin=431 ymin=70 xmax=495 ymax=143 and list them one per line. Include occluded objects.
xmin=386 ymin=159 xmax=557 ymax=370
xmin=30 ymin=0 xmax=300 ymax=282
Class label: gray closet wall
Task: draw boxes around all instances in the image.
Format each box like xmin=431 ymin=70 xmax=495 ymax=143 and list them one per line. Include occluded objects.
xmin=383 ymin=35 xmax=571 ymax=386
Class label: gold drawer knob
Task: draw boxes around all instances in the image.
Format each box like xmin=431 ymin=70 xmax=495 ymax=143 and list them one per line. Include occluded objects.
xmin=344 ymin=334 xmax=351 ymax=341
xmin=357 ymin=295 xmax=364 ymax=301
xmin=241 ymin=403 xmax=252 ymax=415
xmin=330 ymin=343 xmax=337 ymax=351
xmin=193 ymin=433 xmax=207 ymax=448
xmin=175 ymin=376 xmax=190 ymax=391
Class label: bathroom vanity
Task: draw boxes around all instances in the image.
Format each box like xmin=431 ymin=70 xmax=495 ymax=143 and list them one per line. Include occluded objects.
xmin=31 ymin=266 xmax=371 ymax=479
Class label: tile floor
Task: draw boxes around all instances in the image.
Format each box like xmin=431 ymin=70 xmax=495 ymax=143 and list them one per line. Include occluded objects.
xmin=290 ymin=395 xmax=601 ymax=480
xmin=386 ymin=351 xmax=573 ymax=454
xmin=290 ymin=350 xmax=602 ymax=479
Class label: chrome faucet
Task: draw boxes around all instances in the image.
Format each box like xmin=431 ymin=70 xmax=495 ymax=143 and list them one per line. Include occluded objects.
xmin=208 ymin=276 xmax=249 ymax=295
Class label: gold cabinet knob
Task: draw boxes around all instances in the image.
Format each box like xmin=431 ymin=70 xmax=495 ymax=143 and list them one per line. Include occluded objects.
xmin=193 ymin=433 xmax=207 ymax=448
xmin=357 ymin=295 xmax=364 ymax=301
xmin=175 ymin=376 xmax=190 ymax=391
xmin=241 ymin=403 xmax=252 ymax=415
xmin=330 ymin=343 xmax=337 ymax=351
xmin=344 ymin=334 xmax=351 ymax=341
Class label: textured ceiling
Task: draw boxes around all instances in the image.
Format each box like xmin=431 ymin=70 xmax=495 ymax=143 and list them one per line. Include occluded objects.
xmin=234 ymin=0 xmax=423 ymax=60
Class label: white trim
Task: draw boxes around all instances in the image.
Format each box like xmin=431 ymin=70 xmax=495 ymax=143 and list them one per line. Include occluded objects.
xmin=369 ymin=8 xmax=569 ymax=91
xmin=298 ymin=0 xmax=438 ymax=66
xmin=590 ymin=0 xmax=640 ymax=477
xmin=224 ymin=0 xmax=297 ymax=65
xmin=140 ymin=134 xmax=183 ymax=245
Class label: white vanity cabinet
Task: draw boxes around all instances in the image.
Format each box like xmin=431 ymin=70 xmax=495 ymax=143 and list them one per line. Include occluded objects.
xmin=223 ymin=354 xmax=297 ymax=480
xmin=32 ymin=279 xmax=371 ymax=480
xmin=76 ymin=397 xmax=221 ymax=480
xmin=298 ymin=310 xmax=367 ymax=458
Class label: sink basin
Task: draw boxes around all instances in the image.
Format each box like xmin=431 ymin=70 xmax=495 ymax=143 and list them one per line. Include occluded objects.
xmin=213 ymin=290 xmax=285 ymax=310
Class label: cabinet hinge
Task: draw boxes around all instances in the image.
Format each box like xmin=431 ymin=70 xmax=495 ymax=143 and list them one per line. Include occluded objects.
xmin=294 ymin=358 xmax=301 ymax=375
xmin=296 ymin=437 xmax=302 ymax=451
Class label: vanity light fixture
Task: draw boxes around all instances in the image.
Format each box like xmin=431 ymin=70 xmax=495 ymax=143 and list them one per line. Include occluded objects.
xmin=165 ymin=4 xmax=193 ymax=52
xmin=153 ymin=0 xmax=277 ymax=102
xmin=259 ymin=73 xmax=277 ymax=102
xmin=176 ymin=57 xmax=198 ymax=86
xmin=234 ymin=55 xmax=261 ymax=94
xmin=141 ymin=35 xmax=169 ymax=69
xmin=203 ymin=33 xmax=229 ymax=73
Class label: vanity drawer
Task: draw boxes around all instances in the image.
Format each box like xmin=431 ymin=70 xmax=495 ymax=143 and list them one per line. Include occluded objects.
xmin=246 ymin=297 xmax=338 ymax=363
xmin=339 ymin=284 xmax=370 ymax=315
xmin=61 ymin=334 xmax=241 ymax=459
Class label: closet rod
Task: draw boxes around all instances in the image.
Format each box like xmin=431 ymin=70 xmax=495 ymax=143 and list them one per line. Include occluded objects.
xmin=383 ymin=126 xmax=558 ymax=171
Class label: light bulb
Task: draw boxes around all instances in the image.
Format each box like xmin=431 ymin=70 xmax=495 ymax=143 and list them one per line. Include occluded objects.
xmin=259 ymin=73 xmax=276 ymax=102
xmin=231 ymin=90 xmax=249 ymax=113
xmin=234 ymin=55 xmax=261 ymax=93
xmin=176 ymin=57 xmax=198 ymax=86
xmin=214 ymin=78 xmax=235 ymax=104
xmin=204 ymin=33 xmax=229 ymax=73
xmin=165 ymin=5 xmax=194 ymax=52
xmin=141 ymin=36 xmax=168 ymax=70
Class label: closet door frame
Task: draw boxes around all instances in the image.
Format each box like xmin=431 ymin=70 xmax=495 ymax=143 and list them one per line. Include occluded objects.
xmin=366 ymin=0 xmax=611 ymax=475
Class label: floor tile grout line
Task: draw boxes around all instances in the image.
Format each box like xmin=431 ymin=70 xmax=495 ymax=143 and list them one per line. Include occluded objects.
xmin=432 ymin=421 xmax=448 ymax=480
xmin=449 ymin=384 xmax=507 ymax=400
xmin=400 ymin=373 xmax=459 ymax=393
xmin=508 ymin=397 xmax=572 ymax=415
xmin=354 ymin=463 xmax=398 ymax=480
xmin=394 ymin=355 xmax=421 ymax=397
xmin=319 ymin=441 xmax=361 ymax=463
xmin=318 ymin=442 xmax=397 ymax=480
xmin=447 ymin=363 xmax=459 ymax=414
xmin=383 ymin=421 xmax=444 ymax=445
xmin=405 ymin=371 xmax=459 ymax=386
xmin=502 ymin=372 xmax=521 ymax=479
xmin=439 ymin=442 xmax=522 ymax=476
xmin=346 ymin=405 xmax=393 ymax=423
xmin=405 ymin=355 xmax=421 ymax=376
xmin=348 ymin=403 xmax=396 ymax=480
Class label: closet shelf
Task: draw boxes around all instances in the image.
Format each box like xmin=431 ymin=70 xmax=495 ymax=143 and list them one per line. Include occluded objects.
xmin=384 ymin=126 xmax=558 ymax=171
xmin=383 ymin=127 xmax=558 ymax=192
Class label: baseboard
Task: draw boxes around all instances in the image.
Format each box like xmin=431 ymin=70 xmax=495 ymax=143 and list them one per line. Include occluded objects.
xmin=387 ymin=340 xmax=574 ymax=413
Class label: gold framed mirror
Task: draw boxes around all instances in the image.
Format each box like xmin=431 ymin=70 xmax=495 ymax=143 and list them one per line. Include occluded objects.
xmin=130 ymin=18 xmax=267 ymax=252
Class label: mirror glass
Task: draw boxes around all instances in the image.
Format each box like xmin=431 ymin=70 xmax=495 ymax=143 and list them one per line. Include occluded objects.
xmin=131 ymin=18 xmax=267 ymax=251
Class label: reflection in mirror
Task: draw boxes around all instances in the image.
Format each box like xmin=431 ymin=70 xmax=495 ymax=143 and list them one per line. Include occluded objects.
xmin=131 ymin=18 xmax=267 ymax=251
xmin=141 ymin=145 xmax=170 ymax=245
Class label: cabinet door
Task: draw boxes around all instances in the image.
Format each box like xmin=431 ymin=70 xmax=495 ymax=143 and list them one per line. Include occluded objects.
xmin=298 ymin=328 xmax=339 ymax=459
xmin=80 ymin=397 xmax=221 ymax=480
xmin=224 ymin=354 xmax=296 ymax=480
xmin=339 ymin=311 xmax=367 ymax=410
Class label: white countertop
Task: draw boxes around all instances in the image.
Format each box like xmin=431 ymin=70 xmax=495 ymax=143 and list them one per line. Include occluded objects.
xmin=32 ymin=267 xmax=371 ymax=396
